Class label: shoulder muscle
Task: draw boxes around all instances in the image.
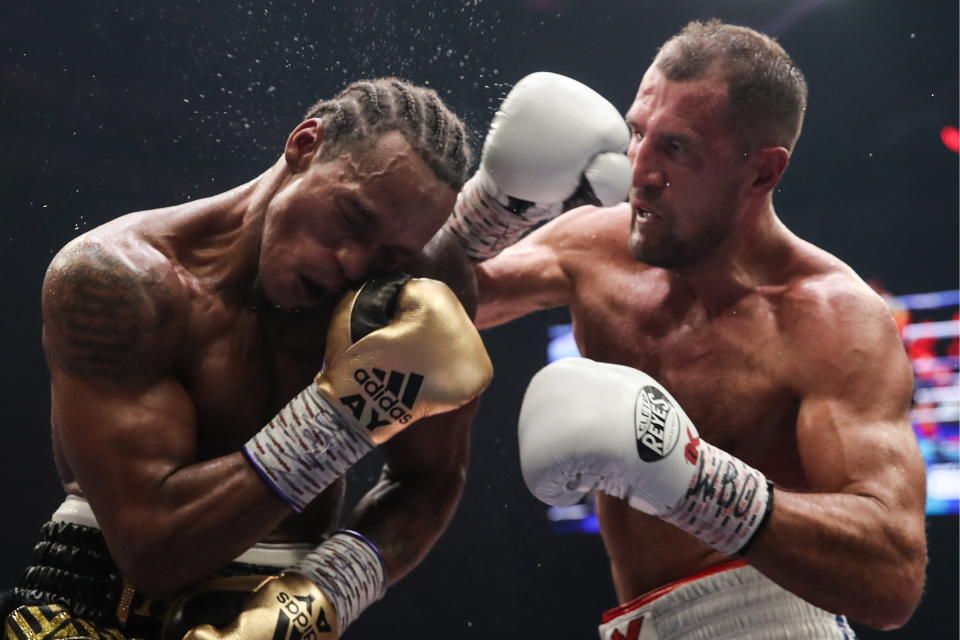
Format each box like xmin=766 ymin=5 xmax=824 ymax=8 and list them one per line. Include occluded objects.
xmin=783 ymin=273 xmax=911 ymax=402
xmin=42 ymin=241 xmax=183 ymax=382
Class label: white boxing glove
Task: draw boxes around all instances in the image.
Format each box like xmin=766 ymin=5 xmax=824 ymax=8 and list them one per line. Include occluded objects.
xmin=518 ymin=358 xmax=774 ymax=556
xmin=443 ymin=72 xmax=631 ymax=262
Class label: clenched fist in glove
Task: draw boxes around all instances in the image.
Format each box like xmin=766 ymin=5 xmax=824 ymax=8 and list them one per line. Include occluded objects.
xmin=166 ymin=531 xmax=387 ymax=640
xmin=519 ymin=358 xmax=774 ymax=557
xmin=443 ymin=72 xmax=631 ymax=261
xmin=244 ymin=273 xmax=493 ymax=512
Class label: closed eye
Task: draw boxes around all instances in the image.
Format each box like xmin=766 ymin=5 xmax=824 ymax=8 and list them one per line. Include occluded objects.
xmin=339 ymin=204 xmax=373 ymax=232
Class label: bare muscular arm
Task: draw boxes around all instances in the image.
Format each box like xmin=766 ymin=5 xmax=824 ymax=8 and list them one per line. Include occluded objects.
xmin=474 ymin=208 xmax=585 ymax=329
xmin=44 ymin=242 xmax=291 ymax=598
xmin=743 ymin=279 xmax=926 ymax=629
xmin=347 ymin=400 xmax=476 ymax=584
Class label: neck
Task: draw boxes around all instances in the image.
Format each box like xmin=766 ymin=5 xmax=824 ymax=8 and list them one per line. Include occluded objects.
xmin=671 ymin=200 xmax=794 ymax=312
xmin=163 ymin=158 xmax=291 ymax=306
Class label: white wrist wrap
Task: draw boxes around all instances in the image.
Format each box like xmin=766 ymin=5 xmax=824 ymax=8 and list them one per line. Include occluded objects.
xmin=662 ymin=440 xmax=772 ymax=556
xmin=243 ymin=385 xmax=373 ymax=512
xmin=443 ymin=170 xmax=559 ymax=262
xmin=290 ymin=531 xmax=386 ymax=633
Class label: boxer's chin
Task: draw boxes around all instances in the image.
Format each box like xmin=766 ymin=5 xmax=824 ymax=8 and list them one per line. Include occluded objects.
xmin=250 ymin=275 xmax=303 ymax=315
xmin=628 ymin=214 xmax=730 ymax=269
xmin=628 ymin=227 xmax=689 ymax=268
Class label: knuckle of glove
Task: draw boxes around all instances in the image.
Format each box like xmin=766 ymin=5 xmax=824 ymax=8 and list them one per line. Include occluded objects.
xmin=318 ymin=277 xmax=491 ymax=439
xmin=483 ymin=72 xmax=630 ymax=205
xmin=347 ymin=278 xmax=492 ymax=412
xmin=584 ymin=152 xmax=632 ymax=207
xmin=400 ymin=279 xmax=493 ymax=401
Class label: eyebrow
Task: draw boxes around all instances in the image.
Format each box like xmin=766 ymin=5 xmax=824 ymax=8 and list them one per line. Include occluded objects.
xmin=624 ymin=116 xmax=695 ymax=144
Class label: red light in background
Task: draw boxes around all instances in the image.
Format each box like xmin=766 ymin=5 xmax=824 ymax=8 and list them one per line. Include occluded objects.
xmin=941 ymin=126 xmax=959 ymax=153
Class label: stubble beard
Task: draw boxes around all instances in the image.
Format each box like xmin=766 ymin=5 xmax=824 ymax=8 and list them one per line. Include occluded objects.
xmin=628 ymin=192 xmax=738 ymax=269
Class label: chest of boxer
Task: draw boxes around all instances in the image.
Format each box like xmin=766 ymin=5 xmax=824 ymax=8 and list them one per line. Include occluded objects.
xmin=572 ymin=267 xmax=810 ymax=598
xmin=569 ymin=268 xmax=804 ymax=488
xmin=177 ymin=298 xmax=342 ymax=539
xmin=180 ymin=301 xmax=329 ymax=452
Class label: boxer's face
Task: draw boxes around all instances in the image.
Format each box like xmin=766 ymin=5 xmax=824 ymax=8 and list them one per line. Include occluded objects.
xmin=625 ymin=65 xmax=753 ymax=268
xmin=259 ymin=130 xmax=456 ymax=311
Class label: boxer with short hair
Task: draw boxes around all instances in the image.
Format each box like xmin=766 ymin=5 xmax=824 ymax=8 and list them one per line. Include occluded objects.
xmin=448 ymin=20 xmax=926 ymax=637
xmin=3 ymin=77 xmax=493 ymax=640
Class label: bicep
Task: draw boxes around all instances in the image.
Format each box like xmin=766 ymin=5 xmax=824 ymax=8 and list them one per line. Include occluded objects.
xmin=52 ymin=370 xmax=200 ymax=509
xmin=42 ymin=242 xmax=197 ymax=519
xmin=793 ymin=309 xmax=924 ymax=513
xmin=796 ymin=391 xmax=924 ymax=512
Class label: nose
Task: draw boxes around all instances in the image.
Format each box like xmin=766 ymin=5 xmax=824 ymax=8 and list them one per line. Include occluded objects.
xmin=335 ymin=239 xmax=376 ymax=282
xmin=628 ymin=136 xmax=667 ymax=192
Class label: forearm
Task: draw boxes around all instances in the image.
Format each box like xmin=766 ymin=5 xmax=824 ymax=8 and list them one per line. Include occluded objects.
xmin=346 ymin=462 xmax=465 ymax=585
xmin=743 ymin=489 xmax=926 ymax=629
xmin=475 ymin=262 xmax=524 ymax=329
xmin=100 ymin=452 xmax=291 ymax=597
xmin=474 ymin=252 xmax=565 ymax=329
xmin=517 ymin=358 xmax=927 ymax=629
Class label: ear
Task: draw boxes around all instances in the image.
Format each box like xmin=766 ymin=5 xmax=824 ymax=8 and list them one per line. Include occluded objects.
xmin=749 ymin=146 xmax=790 ymax=196
xmin=283 ymin=118 xmax=325 ymax=173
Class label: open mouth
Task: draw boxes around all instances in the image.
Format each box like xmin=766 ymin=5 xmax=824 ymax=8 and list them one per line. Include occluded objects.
xmin=299 ymin=274 xmax=330 ymax=299
xmin=633 ymin=205 xmax=660 ymax=220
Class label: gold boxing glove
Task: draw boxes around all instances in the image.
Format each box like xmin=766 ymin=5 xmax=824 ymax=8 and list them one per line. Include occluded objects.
xmin=318 ymin=273 xmax=493 ymax=444
xmin=243 ymin=273 xmax=493 ymax=512
xmin=173 ymin=573 xmax=339 ymax=640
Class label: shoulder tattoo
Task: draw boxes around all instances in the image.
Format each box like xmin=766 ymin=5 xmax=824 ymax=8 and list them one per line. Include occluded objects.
xmin=45 ymin=245 xmax=177 ymax=381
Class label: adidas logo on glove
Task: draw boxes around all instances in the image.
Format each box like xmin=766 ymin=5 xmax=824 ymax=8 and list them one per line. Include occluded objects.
xmin=272 ymin=590 xmax=333 ymax=640
xmin=339 ymin=367 xmax=424 ymax=430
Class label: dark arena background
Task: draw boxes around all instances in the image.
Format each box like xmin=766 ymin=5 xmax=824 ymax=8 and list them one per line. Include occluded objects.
xmin=2 ymin=1 xmax=957 ymax=638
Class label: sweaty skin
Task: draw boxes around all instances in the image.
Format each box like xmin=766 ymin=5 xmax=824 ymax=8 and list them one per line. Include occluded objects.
xmin=42 ymin=129 xmax=476 ymax=599
xmin=476 ymin=65 xmax=925 ymax=630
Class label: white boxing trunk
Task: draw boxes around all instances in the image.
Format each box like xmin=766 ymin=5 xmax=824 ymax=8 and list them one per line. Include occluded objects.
xmin=598 ymin=560 xmax=858 ymax=640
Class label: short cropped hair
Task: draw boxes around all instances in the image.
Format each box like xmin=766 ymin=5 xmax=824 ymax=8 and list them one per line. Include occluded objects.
xmin=656 ymin=20 xmax=808 ymax=151
xmin=303 ymin=78 xmax=473 ymax=190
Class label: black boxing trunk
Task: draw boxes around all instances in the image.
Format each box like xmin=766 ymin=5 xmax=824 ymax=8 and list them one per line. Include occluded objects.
xmin=2 ymin=498 xmax=306 ymax=640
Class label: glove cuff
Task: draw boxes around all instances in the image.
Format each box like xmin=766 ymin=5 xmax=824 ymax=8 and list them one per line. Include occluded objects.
xmin=243 ymin=384 xmax=374 ymax=512
xmin=660 ymin=440 xmax=772 ymax=556
xmin=289 ymin=531 xmax=387 ymax=633
xmin=443 ymin=170 xmax=560 ymax=262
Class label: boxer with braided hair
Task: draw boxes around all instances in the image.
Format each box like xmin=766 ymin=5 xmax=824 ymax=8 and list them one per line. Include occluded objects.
xmin=2 ymin=76 xmax=492 ymax=640
xmin=304 ymin=78 xmax=470 ymax=190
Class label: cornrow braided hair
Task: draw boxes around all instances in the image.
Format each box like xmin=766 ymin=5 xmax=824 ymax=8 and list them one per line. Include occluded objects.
xmin=303 ymin=77 xmax=472 ymax=190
